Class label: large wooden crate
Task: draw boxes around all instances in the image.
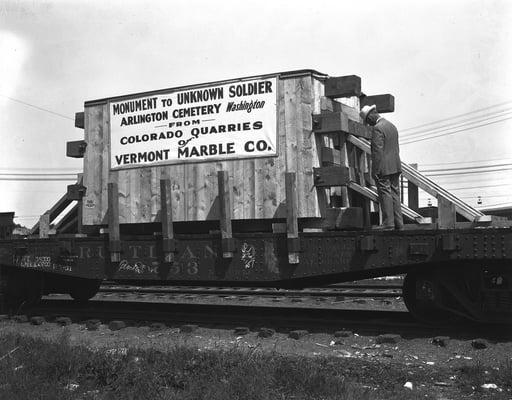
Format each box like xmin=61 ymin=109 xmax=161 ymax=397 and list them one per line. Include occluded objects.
xmin=81 ymin=70 xmax=330 ymax=226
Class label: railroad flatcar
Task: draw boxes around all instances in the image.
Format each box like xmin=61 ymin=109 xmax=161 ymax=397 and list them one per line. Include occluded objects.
xmin=1 ymin=69 xmax=511 ymax=324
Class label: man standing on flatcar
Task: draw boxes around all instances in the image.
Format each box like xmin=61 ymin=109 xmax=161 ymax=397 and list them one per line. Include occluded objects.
xmin=360 ymin=105 xmax=404 ymax=230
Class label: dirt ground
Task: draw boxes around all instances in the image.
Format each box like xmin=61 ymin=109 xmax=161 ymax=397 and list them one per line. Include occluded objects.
xmin=0 ymin=313 xmax=511 ymax=399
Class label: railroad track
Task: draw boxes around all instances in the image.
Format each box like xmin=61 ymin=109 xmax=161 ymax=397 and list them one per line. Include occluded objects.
xmin=26 ymin=297 xmax=503 ymax=340
xmin=98 ymin=283 xmax=403 ymax=299
xmin=29 ymin=298 xmax=415 ymax=334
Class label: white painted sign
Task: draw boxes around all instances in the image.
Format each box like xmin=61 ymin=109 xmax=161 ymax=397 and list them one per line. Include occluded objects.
xmin=109 ymin=77 xmax=277 ymax=169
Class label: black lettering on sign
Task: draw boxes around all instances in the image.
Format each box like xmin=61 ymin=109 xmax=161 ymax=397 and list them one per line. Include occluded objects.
xmin=120 ymin=111 xmax=168 ymax=126
xmin=178 ymin=143 xmax=235 ymax=158
xmin=112 ymin=97 xmax=158 ymax=115
xmin=177 ymin=87 xmax=224 ymax=105
xmin=120 ymin=131 xmax=183 ymax=145
xmin=228 ymin=80 xmax=273 ymax=98
xmin=115 ymin=149 xmax=171 ymax=166
xmin=226 ymin=100 xmax=265 ymax=113
xmin=244 ymin=140 xmax=270 ymax=152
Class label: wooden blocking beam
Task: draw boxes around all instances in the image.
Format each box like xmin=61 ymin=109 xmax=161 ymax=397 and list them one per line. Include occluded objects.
xmin=438 ymin=196 xmax=456 ymax=229
xmin=75 ymin=112 xmax=84 ymax=129
xmin=347 ymin=120 xmax=372 ymax=139
xmin=160 ymin=179 xmax=176 ymax=264
xmin=66 ymin=140 xmax=87 ymax=158
xmin=360 ymin=94 xmax=395 ymax=113
xmin=108 ymin=182 xmax=121 ymax=263
xmin=407 ymin=164 xmax=419 ymax=211
xmin=67 ymin=183 xmax=86 ymax=200
xmin=313 ymin=166 xmax=350 ymax=187
xmin=218 ymin=171 xmax=234 ymax=258
xmin=320 ymin=147 xmax=341 ymax=166
xmin=313 ymin=113 xmax=372 ymax=139
xmin=285 ymin=172 xmax=300 ymax=264
xmin=325 ymin=75 xmax=362 ymax=98
xmin=313 ymin=112 xmax=348 ymax=134
xmin=39 ymin=212 xmax=50 ymax=238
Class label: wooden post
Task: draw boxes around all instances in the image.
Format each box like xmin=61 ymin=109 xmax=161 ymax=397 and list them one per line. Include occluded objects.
xmin=407 ymin=163 xmax=419 ymax=211
xmin=39 ymin=212 xmax=50 ymax=239
xmin=160 ymin=179 xmax=175 ymax=264
xmin=218 ymin=171 xmax=234 ymax=258
xmin=285 ymin=172 xmax=300 ymax=264
xmin=339 ymin=134 xmax=350 ymax=207
xmin=108 ymin=182 xmax=121 ymax=263
xmin=357 ymin=149 xmax=371 ymax=229
xmin=77 ymin=199 xmax=83 ymax=234
xmin=438 ymin=196 xmax=456 ymax=229
xmin=77 ymin=173 xmax=83 ymax=234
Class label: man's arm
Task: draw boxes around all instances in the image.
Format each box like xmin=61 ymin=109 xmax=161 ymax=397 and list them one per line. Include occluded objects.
xmin=371 ymin=128 xmax=384 ymax=178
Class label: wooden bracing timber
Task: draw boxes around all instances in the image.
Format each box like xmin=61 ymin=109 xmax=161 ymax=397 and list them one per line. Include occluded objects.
xmin=107 ymin=182 xmax=121 ymax=263
xmin=347 ymin=181 xmax=430 ymax=224
xmin=53 ymin=204 xmax=79 ymax=233
xmin=359 ymin=94 xmax=395 ymax=113
xmin=31 ymin=175 xmax=84 ymax=235
xmin=286 ymin=172 xmax=300 ymax=264
xmin=346 ymin=135 xmax=486 ymax=222
xmin=160 ymin=179 xmax=176 ymax=264
xmin=218 ymin=171 xmax=235 ymax=259
xmin=38 ymin=212 xmax=50 ymax=239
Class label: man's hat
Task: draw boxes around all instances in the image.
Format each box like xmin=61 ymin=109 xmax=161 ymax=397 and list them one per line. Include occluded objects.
xmin=360 ymin=104 xmax=377 ymax=123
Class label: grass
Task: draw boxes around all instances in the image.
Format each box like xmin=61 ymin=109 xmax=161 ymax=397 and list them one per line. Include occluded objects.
xmin=0 ymin=331 xmax=510 ymax=400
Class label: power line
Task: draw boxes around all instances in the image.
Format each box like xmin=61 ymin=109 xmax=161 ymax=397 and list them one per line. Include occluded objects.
xmin=458 ymin=194 xmax=512 ymax=199
xmin=0 ymin=167 xmax=81 ymax=172
xmin=425 ymin=166 xmax=512 ymax=177
xmin=0 ymin=173 xmax=79 ymax=176
xmin=420 ymin=162 xmax=512 ymax=173
xmin=478 ymin=202 xmax=512 ymax=208
xmin=401 ymin=109 xmax=512 ymax=139
xmin=0 ymin=94 xmax=74 ymax=121
xmin=400 ymin=183 xmax=511 ymax=190
xmin=447 ymin=183 xmax=511 ymax=190
xmin=401 ymin=115 xmax=512 ymax=145
xmin=400 ymin=100 xmax=512 ymax=132
xmin=419 ymin=158 xmax=512 ymax=167
xmin=0 ymin=177 xmax=75 ymax=181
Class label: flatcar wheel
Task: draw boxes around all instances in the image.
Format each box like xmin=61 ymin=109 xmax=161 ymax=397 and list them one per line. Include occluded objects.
xmin=403 ymin=271 xmax=453 ymax=324
xmin=69 ymin=280 xmax=101 ymax=302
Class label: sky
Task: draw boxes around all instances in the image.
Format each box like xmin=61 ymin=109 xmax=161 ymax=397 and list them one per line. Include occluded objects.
xmin=1 ymin=0 xmax=511 ymax=228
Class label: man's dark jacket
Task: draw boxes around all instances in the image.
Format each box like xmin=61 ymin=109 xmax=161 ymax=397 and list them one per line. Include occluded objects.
xmin=371 ymin=118 xmax=402 ymax=177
